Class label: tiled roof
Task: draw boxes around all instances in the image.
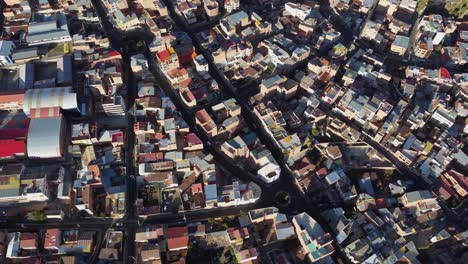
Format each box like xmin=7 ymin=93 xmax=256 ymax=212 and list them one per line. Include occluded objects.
xmin=167 ymin=236 xmax=189 ymax=250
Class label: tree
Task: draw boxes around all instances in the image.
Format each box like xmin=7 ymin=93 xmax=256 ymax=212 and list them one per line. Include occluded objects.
xmin=383 ymin=170 xmax=394 ymax=182
xmin=445 ymin=0 xmax=468 ymax=18
xmin=208 ymin=217 xmax=216 ymax=225
xmin=219 ymin=246 xmax=238 ymax=264
xmin=27 ymin=210 xmax=47 ymax=221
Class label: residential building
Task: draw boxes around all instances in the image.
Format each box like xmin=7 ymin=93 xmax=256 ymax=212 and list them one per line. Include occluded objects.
xmin=0 ymin=41 xmax=16 ymax=65
xmin=224 ymin=0 xmax=240 ymax=13
xmin=391 ymin=35 xmax=410 ymax=56
xmin=284 ymin=2 xmax=312 ymax=21
xmin=292 ymin=212 xmax=335 ymax=263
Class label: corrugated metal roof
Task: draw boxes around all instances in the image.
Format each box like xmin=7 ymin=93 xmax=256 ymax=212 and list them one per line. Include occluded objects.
xmin=28 ymin=21 xmax=58 ymax=34
xmin=22 ymin=87 xmax=77 ymax=115
xmin=12 ymin=47 xmax=39 ymax=61
xmin=27 ymin=116 xmax=64 ymax=158
xmin=27 ymin=30 xmax=70 ymax=44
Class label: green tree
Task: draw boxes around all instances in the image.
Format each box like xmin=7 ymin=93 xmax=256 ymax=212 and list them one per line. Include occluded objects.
xmin=445 ymin=0 xmax=468 ymax=18
xmin=27 ymin=210 xmax=47 ymax=221
xmin=208 ymin=217 xmax=216 ymax=225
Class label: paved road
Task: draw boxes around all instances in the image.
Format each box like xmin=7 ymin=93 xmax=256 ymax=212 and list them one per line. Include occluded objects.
xmin=2 ymin=201 xmax=266 ymax=229
xmin=89 ymin=0 xmax=138 ymax=262
xmin=316 ymin=102 xmax=430 ymax=187
xmin=159 ymin=1 xmax=352 ymax=262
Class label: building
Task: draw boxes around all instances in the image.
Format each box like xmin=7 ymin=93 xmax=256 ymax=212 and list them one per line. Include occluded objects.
xmin=257 ymin=163 xmax=281 ymax=183
xmin=22 ymin=87 xmax=78 ymax=116
xmin=204 ymin=0 xmax=219 ymax=19
xmin=248 ymin=207 xmax=296 ymax=246
xmin=360 ymin=20 xmax=381 ymax=41
xmin=284 ymin=2 xmax=312 ymax=21
xmin=430 ymin=105 xmax=457 ymax=129
xmin=193 ymin=54 xmax=209 ymax=77
xmin=292 ymin=212 xmax=335 ymax=263
xmin=166 ymin=226 xmax=189 ymax=261
xmin=0 ymin=41 xmax=16 ymax=65
xmin=400 ymin=190 xmax=435 ymax=207
xmin=155 ymin=48 xmax=180 ymax=72
xmin=224 ymin=0 xmax=240 ymax=13
xmin=0 ymin=91 xmax=25 ymax=111
xmin=27 ymin=115 xmax=66 ymax=159
xmin=391 ymin=35 xmax=410 ymax=56
xmin=195 ymin=109 xmax=218 ymax=137
xmin=44 ymin=229 xmax=61 ymax=251
xmin=221 ymin=136 xmax=250 ymax=159
xmin=26 ymin=15 xmax=72 ymax=46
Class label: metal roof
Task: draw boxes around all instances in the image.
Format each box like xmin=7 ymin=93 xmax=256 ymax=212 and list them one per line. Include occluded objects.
xmin=27 ymin=116 xmax=64 ymax=158
xmin=22 ymin=87 xmax=77 ymax=115
xmin=12 ymin=47 xmax=39 ymax=61
xmin=27 ymin=30 xmax=71 ymax=44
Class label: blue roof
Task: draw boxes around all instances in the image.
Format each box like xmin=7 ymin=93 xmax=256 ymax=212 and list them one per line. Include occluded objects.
xmin=205 ymin=184 xmax=217 ymax=200
xmin=263 ymin=75 xmax=282 ymax=88
xmin=226 ymin=11 xmax=248 ymax=27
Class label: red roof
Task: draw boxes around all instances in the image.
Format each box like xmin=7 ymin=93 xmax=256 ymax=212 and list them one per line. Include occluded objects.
xmin=0 ymin=128 xmax=29 ymax=140
xmin=0 ymin=139 xmax=25 ymax=158
xmin=440 ymin=67 xmax=451 ymax=79
xmin=154 ymin=133 xmax=165 ymax=140
xmin=375 ymin=198 xmax=387 ymax=208
xmin=179 ymin=78 xmax=193 ymax=89
xmin=191 ymin=183 xmax=203 ymax=193
xmin=167 ymin=226 xmax=188 ymax=239
xmin=167 ymin=236 xmax=189 ymax=250
xmin=191 ymin=88 xmax=207 ymax=100
xmin=138 ymin=152 xmax=164 ymax=163
xmin=44 ymin=229 xmax=60 ymax=248
xmin=20 ymin=233 xmax=37 ymax=249
xmin=437 ymin=185 xmax=453 ymax=201
xmin=185 ymin=133 xmax=202 ymax=145
xmin=446 ymin=170 xmax=468 ymax=187
xmin=108 ymin=50 xmax=121 ymax=57
xmin=181 ymin=88 xmax=195 ymax=102
xmin=195 ymin=109 xmax=211 ymax=123
xmin=29 ymin=107 xmax=60 ymax=118
xmin=158 ymin=49 xmax=171 ymax=63
xmin=111 ymin=131 xmax=124 ymax=142
xmin=0 ymin=90 xmax=25 ymax=104
xmin=316 ymin=168 xmax=328 ymax=177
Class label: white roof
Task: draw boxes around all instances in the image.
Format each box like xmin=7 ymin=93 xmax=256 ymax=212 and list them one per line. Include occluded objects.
xmin=27 ymin=116 xmax=64 ymax=158
xmin=22 ymin=87 xmax=77 ymax=115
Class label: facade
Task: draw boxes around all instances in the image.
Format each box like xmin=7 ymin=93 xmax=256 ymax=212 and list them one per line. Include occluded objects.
xmin=284 ymin=2 xmax=312 ymax=21
xmin=0 ymin=41 xmax=16 ymax=65
xmin=224 ymin=0 xmax=240 ymax=13
xmin=204 ymin=0 xmax=219 ymax=19
xmin=292 ymin=213 xmax=335 ymax=263
xmin=391 ymin=35 xmax=410 ymax=56
xmin=257 ymin=163 xmax=281 ymax=183
xmin=156 ymin=48 xmax=180 ymax=72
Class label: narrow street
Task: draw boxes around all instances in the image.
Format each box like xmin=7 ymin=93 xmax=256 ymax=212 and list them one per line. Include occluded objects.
xmin=159 ymin=0 xmax=351 ymax=261
xmin=0 ymin=0 xmax=464 ymax=263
